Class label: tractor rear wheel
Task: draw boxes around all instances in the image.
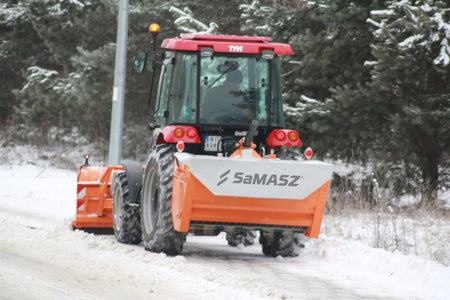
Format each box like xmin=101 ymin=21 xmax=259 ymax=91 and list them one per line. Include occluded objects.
xmin=259 ymin=148 xmax=304 ymax=257
xmin=112 ymin=171 xmax=142 ymax=244
xmin=259 ymin=232 xmax=300 ymax=257
xmin=226 ymin=231 xmax=256 ymax=247
xmin=141 ymin=144 xmax=186 ymax=255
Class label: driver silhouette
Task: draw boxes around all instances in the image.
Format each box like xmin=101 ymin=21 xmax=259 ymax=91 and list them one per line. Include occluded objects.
xmin=202 ymin=70 xmax=253 ymax=123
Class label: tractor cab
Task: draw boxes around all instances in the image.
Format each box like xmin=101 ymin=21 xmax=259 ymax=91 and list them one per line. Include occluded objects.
xmin=155 ymin=48 xmax=284 ymax=127
xmin=136 ymin=34 xmax=300 ymax=156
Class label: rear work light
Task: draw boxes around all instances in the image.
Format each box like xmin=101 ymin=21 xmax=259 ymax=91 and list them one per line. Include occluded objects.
xmin=267 ymin=129 xmax=302 ymax=148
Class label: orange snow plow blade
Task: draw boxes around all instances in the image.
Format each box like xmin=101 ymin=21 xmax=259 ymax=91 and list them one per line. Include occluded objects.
xmin=72 ymin=165 xmax=123 ymax=229
xmin=171 ymin=150 xmax=333 ymax=238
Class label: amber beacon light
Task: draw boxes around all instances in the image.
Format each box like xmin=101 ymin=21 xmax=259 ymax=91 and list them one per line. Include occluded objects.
xmin=149 ymin=23 xmax=160 ymax=35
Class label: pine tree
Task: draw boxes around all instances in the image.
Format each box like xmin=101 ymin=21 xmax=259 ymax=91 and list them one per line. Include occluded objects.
xmin=0 ymin=0 xmax=50 ymax=127
xmin=241 ymin=1 xmax=449 ymax=203
xmin=2 ymin=0 xmax=184 ymax=153
xmin=167 ymin=0 xmax=246 ymax=35
xmin=365 ymin=0 xmax=450 ymax=204
xmin=11 ymin=0 xmax=118 ymax=144
xmin=241 ymin=1 xmax=384 ymax=160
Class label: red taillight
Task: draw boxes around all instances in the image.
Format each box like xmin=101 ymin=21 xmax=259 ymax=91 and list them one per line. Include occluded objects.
xmin=275 ymin=131 xmax=286 ymax=141
xmin=267 ymin=129 xmax=302 ymax=148
xmin=186 ymin=128 xmax=196 ymax=138
xmin=158 ymin=126 xmax=201 ymax=144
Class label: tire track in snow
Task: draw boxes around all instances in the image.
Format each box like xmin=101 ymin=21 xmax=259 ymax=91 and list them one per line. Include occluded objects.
xmin=182 ymin=235 xmax=392 ymax=300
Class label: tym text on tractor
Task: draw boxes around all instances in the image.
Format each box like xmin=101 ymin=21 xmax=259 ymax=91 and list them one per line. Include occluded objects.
xmin=72 ymin=24 xmax=334 ymax=257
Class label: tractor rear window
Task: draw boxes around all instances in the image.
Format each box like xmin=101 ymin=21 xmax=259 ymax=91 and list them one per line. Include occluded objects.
xmin=199 ymin=55 xmax=280 ymax=126
xmin=155 ymin=52 xmax=284 ymax=127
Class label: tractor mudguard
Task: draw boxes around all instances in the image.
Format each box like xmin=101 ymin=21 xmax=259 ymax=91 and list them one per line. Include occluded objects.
xmin=120 ymin=160 xmax=145 ymax=203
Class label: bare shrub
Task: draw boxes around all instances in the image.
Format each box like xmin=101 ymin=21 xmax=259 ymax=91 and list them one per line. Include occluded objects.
xmin=325 ymin=163 xmax=449 ymax=266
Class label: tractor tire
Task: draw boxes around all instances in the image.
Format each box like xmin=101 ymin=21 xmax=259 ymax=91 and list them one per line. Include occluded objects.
xmin=112 ymin=171 xmax=142 ymax=244
xmin=141 ymin=144 xmax=186 ymax=255
xmin=259 ymin=147 xmax=304 ymax=257
xmin=226 ymin=231 xmax=256 ymax=247
xmin=259 ymin=232 xmax=300 ymax=257
xmin=191 ymin=228 xmax=221 ymax=236
xmin=276 ymin=147 xmax=303 ymax=161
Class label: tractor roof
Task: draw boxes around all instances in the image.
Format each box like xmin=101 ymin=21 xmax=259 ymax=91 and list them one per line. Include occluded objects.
xmin=161 ymin=34 xmax=293 ymax=55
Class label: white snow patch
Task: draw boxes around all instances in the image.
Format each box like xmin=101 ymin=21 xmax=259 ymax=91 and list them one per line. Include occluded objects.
xmin=21 ymin=66 xmax=59 ymax=90
xmin=399 ymin=34 xmax=424 ymax=48
xmin=255 ymin=24 xmax=271 ymax=32
xmin=370 ymin=9 xmax=395 ymax=16
xmin=366 ymin=18 xmax=382 ymax=28
xmin=169 ymin=6 xmax=218 ymax=34
xmin=300 ymin=94 xmax=320 ymax=104
xmin=364 ymin=60 xmax=378 ymax=66
xmin=0 ymin=3 xmax=27 ymax=24
xmin=433 ymin=12 xmax=450 ymax=66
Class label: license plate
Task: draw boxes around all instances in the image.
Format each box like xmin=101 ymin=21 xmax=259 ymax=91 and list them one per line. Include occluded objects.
xmin=204 ymin=135 xmax=222 ymax=152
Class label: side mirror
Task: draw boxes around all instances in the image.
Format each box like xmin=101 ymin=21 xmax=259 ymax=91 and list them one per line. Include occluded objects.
xmin=133 ymin=52 xmax=147 ymax=74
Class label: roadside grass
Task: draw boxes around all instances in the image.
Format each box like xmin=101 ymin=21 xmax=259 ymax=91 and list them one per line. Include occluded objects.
xmin=322 ymin=208 xmax=449 ymax=266
xmin=323 ymin=170 xmax=449 ymax=266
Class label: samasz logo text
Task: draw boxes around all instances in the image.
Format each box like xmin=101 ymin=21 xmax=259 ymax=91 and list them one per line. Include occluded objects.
xmin=217 ymin=169 xmax=302 ymax=187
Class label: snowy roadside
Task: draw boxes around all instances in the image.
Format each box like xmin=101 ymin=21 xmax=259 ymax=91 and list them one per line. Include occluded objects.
xmin=2 ymin=217 xmax=448 ymax=300
xmin=0 ymin=152 xmax=449 ymax=299
xmin=322 ymin=211 xmax=450 ymax=266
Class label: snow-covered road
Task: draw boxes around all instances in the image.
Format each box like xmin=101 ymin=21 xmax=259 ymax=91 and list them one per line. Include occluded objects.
xmin=0 ymin=164 xmax=448 ymax=299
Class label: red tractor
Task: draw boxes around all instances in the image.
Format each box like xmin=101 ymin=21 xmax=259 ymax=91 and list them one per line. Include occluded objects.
xmin=73 ymin=25 xmax=333 ymax=257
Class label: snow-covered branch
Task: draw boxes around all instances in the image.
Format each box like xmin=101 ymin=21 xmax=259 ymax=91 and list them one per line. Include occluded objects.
xmin=368 ymin=1 xmax=450 ymax=66
xmin=22 ymin=67 xmax=59 ymax=91
xmin=0 ymin=3 xmax=27 ymax=25
xmin=169 ymin=6 xmax=218 ymax=34
xmin=432 ymin=11 xmax=450 ymax=66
